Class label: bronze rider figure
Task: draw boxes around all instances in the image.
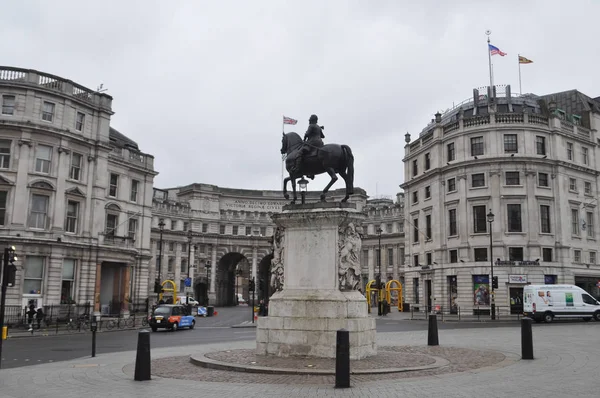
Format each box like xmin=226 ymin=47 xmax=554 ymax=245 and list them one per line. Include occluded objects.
xmin=294 ymin=114 xmax=325 ymax=178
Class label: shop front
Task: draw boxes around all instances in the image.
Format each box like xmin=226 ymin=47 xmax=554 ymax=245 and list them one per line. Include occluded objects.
xmin=575 ymin=276 xmax=600 ymax=300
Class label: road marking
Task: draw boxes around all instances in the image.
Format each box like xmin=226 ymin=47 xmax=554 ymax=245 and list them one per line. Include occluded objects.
xmin=24 ymin=359 xmax=29 ymax=362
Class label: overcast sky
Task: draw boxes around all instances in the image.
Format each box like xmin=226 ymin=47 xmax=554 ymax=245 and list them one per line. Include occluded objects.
xmin=2 ymin=1 xmax=599 ymax=199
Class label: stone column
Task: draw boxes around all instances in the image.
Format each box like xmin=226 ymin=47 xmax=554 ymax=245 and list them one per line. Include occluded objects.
xmin=209 ymin=244 xmax=217 ymax=303
xmin=121 ymin=265 xmax=131 ymax=315
xmin=93 ymin=263 xmax=102 ymax=314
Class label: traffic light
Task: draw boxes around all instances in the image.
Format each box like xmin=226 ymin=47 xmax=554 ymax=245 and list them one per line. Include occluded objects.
xmin=153 ymin=279 xmax=163 ymax=293
xmin=249 ymin=279 xmax=255 ymax=292
xmin=4 ymin=246 xmax=17 ymax=287
xmin=492 ymin=276 xmax=498 ymax=289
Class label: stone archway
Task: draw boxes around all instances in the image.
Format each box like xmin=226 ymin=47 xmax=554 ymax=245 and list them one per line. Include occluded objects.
xmin=216 ymin=252 xmax=250 ymax=307
xmin=258 ymin=253 xmax=273 ymax=304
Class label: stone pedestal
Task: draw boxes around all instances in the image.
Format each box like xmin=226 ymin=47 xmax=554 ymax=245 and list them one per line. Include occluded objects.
xmin=256 ymin=203 xmax=376 ymax=360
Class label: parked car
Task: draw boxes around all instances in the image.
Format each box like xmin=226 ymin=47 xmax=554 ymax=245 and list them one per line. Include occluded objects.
xmin=523 ymin=284 xmax=600 ymax=323
xmin=148 ymin=304 xmax=195 ymax=332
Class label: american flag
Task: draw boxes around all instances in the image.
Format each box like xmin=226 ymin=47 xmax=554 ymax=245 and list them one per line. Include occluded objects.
xmin=489 ymin=44 xmax=507 ymax=56
xmin=283 ymin=116 xmax=297 ymax=125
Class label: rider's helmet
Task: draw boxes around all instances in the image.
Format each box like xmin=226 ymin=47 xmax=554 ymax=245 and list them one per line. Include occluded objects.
xmin=309 ymin=114 xmax=318 ymax=123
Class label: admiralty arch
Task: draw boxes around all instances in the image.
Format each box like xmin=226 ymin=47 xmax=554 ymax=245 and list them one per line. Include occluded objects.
xmin=150 ymin=183 xmax=406 ymax=307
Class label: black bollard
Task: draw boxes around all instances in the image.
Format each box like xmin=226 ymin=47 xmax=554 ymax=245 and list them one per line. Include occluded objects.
xmin=134 ymin=330 xmax=151 ymax=381
xmin=521 ymin=318 xmax=534 ymax=360
xmin=335 ymin=329 xmax=350 ymax=388
xmin=428 ymin=314 xmax=439 ymax=346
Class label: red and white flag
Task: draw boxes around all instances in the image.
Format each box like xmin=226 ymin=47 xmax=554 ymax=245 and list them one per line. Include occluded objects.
xmin=283 ymin=116 xmax=297 ymax=125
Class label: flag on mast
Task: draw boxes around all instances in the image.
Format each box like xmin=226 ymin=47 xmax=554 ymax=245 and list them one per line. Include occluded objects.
xmin=518 ymin=55 xmax=533 ymax=64
xmin=489 ymin=44 xmax=507 ymax=56
xmin=283 ymin=116 xmax=297 ymax=125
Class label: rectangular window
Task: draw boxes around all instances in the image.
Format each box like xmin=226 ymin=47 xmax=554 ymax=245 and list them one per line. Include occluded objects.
xmin=507 ymin=204 xmax=522 ymax=232
xmin=587 ymin=212 xmax=594 ymax=238
xmin=412 ymin=191 xmax=418 ymax=204
xmin=398 ymin=222 xmax=404 ymax=233
xmin=471 ymin=136 xmax=484 ymax=156
xmin=183 ymin=222 xmax=189 ymax=231
xmin=180 ymin=260 xmax=187 ymax=274
xmin=0 ymin=190 xmax=6 ymax=226
xmin=447 ymin=178 xmax=456 ymax=192
xmin=582 ymin=147 xmax=589 ymax=165
xmin=447 ymin=143 xmax=455 ymax=161
xmin=412 ymin=159 xmax=418 ymax=176
xmin=424 ymin=186 xmax=431 ymax=199
xmin=29 ymin=194 xmax=48 ymax=229
xmin=536 ymin=136 xmax=546 ymax=155
xmin=474 ymin=248 xmax=488 ymax=261
xmin=585 ymin=182 xmax=592 ymax=195
xmin=0 ymin=140 xmax=10 ymax=169
xmin=399 ymin=248 xmax=405 ymax=265
xmin=130 ymin=179 xmax=139 ymax=202
xmin=65 ymin=200 xmax=79 ymax=233
xmin=538 ymin=173 xmax=549 ymax=187
xmin=245 ymin=226 xmax=251 ymax=235
xmin=109 ymin=173 xmax=119 ymax=197
xmin=203 ymin=223 xmax=208 ymax=233
xmin=572 ymin=209 xmax=579 ymax=235
xmin=220 ymin=225 xmax=225 ymax=234
xmin=449 ymin=250 xmax=458 ymax=263
xmin=61 ymin=259 xmax=76 ymax=304
xmin=386 ymin=223 xmax=393 ymax=233
xmin=590 ymin=252 xmax=597 ymax=265
xmin=23 ymin=256 xmax=45 ymax=295
xmin=569 ymin=178 xmax=577 ymax=192
xmin=169 ymin=242 xmax=174 ymax=252
xmin=35 ymin=145 xmax=52 ymax=173
xmin=540 ymin=205 xmax=551 ymax=233
xmin=471 ymin=173 xmax=485 ymax=188
xmin=542 ymin=248 xmax=553 ymax=262
xmin=413 ymin=277 xmax=419 ymax=303
xmin=504 ymin=134 xmax=518 ymax=153
xmin=413 ymin=255 xmax=419 ymax=267
xmin=425 ymin=215 xmax=432 ymax=240
xmin=387 ymin=248 xmax=393 ymax=266
xmin=232 ymin=225 xmax=238 ymax=235
xmin=1 ymin=95 xmax=15 ymax=115
xmin=182 ymin=243 xmax=187 ymax=253
xmin=168 ymin=257 xmax=174 ymax=272
xmin=567 ymin=142 xmax=573 ymax=160
xmin=425 ymin=153 xmax=431 ymax=170
xmin=426 ymin=253 xmax=432 ymax=265
xmin=69 ymin=152 xmax=82 ymax=180
xmin=473 ymin=205 xmax=487 ymax=233
xmin=106 ymin=213 xmax=118 ymax=236
xmin=260 ymin=226 xmax=267 ymax=236
xmin=505 ymin=172 xmax=520 ymax=185
xmin=574 ymin=250 xmax=581 ymax=263
xmin=75 ymin=112 xmax=85 ymax=131
xmin=448 ymin=209 xmax=457 ymax=236
xmin=128 ymin=218 xmax=138 ymax=240
xmin=508 ymin=247 xmax=523 ymax=261
xmin=413 ymin=218 xmax=419 ymax=242
xmin=42 ymin=101 xmax=55 ymax=122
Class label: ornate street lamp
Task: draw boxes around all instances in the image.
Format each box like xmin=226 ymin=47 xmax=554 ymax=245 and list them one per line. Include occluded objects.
xmin=377 ymin=227 xmax=383 ymax=316
xmin=298 ymin=177 xmax=308 ymax=204
xmin=157 ymin=218 xmax=165 ymax=283
xmin=487 ymin=210 xmax=496 ymax=320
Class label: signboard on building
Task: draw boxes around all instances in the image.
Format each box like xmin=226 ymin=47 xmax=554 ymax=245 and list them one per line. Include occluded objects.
xmin=222 ymin=199 xmax=284 ymax=212
xmin=508 ymin=275 xmax=528 ymax=284
xmin=495 ymin=260 xmax=540 ymax=266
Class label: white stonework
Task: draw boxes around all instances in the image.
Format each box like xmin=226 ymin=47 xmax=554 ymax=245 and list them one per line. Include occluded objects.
xmin=256 ymin=204 xmax=376 ymax=360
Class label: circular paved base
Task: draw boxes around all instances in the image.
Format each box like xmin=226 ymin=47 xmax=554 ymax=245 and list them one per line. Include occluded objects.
xmin=151 ymin=345 xmax=511 ymax=385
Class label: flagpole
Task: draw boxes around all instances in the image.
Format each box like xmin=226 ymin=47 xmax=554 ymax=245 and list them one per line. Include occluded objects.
xmin=518 ymin=54 xmax=522 ymax=95
xmin=486 ymin=30 xmax=493 ymax=90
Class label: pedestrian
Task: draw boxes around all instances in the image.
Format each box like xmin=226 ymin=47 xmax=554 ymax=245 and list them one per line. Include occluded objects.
xmin=26 ymin=301 xmax=36 ymax=332
xmin=36 ymin=307 xmax=45 ymax=329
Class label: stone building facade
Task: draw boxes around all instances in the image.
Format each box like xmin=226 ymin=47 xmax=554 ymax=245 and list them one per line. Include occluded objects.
xmin=150 ymin=184 xmax=406 ymax=307
xmin=0 ymin=66 xmax=156 ymax=314
xmin=401 ymin=85 xmax=600 ymax=315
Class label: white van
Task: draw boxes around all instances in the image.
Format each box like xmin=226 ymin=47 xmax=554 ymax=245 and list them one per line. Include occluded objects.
xmin=176 ymin=296 xmax=200 ymax=306
xmin=523 ymin=284 xmax=600 ymax=323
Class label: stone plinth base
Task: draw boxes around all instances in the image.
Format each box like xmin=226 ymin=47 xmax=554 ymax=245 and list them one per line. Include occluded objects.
xmin=256 ymin=289 xmax=376 ymax=360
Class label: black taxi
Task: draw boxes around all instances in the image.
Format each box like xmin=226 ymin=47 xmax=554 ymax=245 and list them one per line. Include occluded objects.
xmin=148 ymin=304 xmax=195 ymax=332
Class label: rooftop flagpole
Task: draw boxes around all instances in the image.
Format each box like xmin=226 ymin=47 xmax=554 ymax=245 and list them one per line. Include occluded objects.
xmin=518 ymin=54 xmax=522 ymax=95
xmin=486 ymin=30 xmax=493 ymax=90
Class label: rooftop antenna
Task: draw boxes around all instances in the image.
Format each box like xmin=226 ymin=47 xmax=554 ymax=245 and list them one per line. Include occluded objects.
xmin=96 ymin=83 xmax=108 ymax=93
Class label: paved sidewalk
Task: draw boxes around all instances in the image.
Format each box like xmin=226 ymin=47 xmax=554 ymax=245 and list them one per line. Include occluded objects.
xmin=1 ymin=322 xmax=598 ymax=397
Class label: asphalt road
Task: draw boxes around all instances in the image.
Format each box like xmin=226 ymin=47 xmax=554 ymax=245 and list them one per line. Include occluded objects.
xmin=2 ymin=307 xmax=596 ymax=369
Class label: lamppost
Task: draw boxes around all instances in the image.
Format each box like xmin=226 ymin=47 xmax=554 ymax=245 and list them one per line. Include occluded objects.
xmin=235 ymin=266 xmax=242 ymax=305
xmin=377 ymin=227 xmax=383 ymax=316
xmin=298 ymin=177 xmax=308 ymax=204
xmin=186 ymin=229 xmax=193 ymax=305
xmin=487 ymin=210 xmax=496 ymax=320
xmin=157 ymin=218 xmax=165 ymax=287
xmin=205 ymin=260 xmax=211 ymax=307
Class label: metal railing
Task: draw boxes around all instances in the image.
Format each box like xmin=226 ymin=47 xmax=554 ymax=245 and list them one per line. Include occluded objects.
xmin=409 ymin=305 xmax=524 ymax=322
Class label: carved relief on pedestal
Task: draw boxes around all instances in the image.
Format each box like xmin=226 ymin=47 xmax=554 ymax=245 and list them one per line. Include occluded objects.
xmin=270 ymin=225 xmax=285 ymax=291
xmin=338 ymin=222 xmax=364 ymax=291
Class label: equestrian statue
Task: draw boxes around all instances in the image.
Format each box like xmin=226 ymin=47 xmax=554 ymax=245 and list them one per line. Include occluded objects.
xmin=280 ymin=114 xmax=354 ymax=203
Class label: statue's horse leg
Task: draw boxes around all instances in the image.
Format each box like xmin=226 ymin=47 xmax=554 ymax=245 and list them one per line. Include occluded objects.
xmin=320 ymin=168 xmax=338 ymax=202
xmin=283 ymin=176 xmax=291 ymax=200
xmin=338 ymin=169 xmax=350 ymax=202
xmin=291 ymin=178 xmax=297 ymax=204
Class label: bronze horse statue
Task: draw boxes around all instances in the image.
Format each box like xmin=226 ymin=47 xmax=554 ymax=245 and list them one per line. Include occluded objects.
xmin=280 ymin=132 xmax=354 ymax=203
